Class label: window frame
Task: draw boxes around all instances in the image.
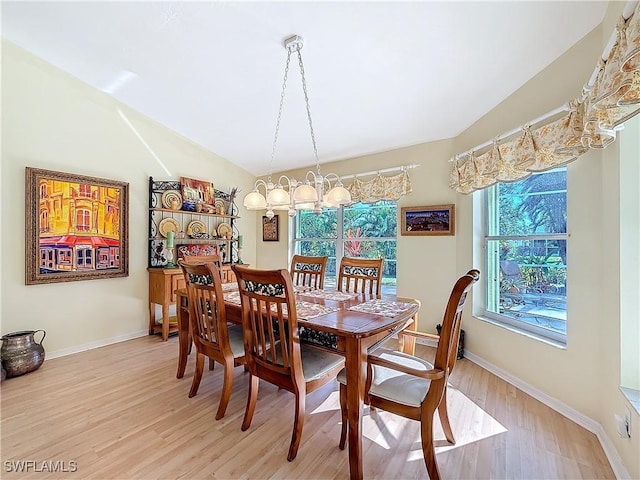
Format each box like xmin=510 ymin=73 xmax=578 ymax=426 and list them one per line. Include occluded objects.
xmin=480 ymin=169 xmax=568 ymax=345
xmin=292 ymin=201 xmax=398 ymax=293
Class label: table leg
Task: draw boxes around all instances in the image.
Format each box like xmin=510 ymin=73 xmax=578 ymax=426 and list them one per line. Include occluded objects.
xmin=161 ymin=303 xmax=170 ymax=342
xmin=400 ymin=313 xmax=418 ymax=355
xmin=345 ymin=336 xmax=366 ymax=480
xmin=148 ymin=301 xmax=156 ymax=335
xmin=176 ymin=294 xmax=190 ymax=379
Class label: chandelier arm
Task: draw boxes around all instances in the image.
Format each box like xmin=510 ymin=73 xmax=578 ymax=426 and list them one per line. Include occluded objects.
xmin=296 ymin=49 xmax=321 ymax=176
xmin=267 ymin=49 xmax=292 ymax=183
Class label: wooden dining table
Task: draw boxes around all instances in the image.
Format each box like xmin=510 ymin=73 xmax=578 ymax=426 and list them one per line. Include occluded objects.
xmin=175 ymin=284 xmax=420 ymax=480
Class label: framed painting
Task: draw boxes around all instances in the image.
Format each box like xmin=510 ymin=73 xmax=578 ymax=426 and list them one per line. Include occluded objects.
xmin=262 ymin=215 xmax=279 ymax=242
xmin=25 ymin=167 xmax=129 ymax=285
xmin=401 ymin=204 xmax=455 ymax=236
xmin=180 ymin=176 xmax=215 ymax=212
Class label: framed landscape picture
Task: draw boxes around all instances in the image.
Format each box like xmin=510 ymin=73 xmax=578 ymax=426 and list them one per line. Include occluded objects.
xmin=262 ymin=215 xmax=279 ymax=242
xmin=25 ymin=167 xmax=129 ymax=285
xmin=401 ymin=204 xmax=455 ymax=236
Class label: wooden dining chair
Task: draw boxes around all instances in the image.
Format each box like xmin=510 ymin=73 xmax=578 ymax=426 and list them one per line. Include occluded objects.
xmin=289 ymin=254 xmax=328 ymax=289
xmin=179 ymin=260 xmax=245 ymax=420
xmin=337 ymin=269 xmax=480 ymax=480
xmin=232 ymin=265 xmax=345 ymax=461
xmin=180 ymin=254 xmax=222 ymax=364
xmin=337 ymin=257 xmax=384 ymax=295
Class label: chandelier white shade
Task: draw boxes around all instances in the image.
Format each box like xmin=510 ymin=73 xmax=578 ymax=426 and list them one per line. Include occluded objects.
xmin=242 ymin=34 xmax=352 ymax=217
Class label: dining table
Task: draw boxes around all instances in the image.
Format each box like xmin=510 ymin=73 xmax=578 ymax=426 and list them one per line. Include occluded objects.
xmin=175 ymin=282 xmax=420 ymax=480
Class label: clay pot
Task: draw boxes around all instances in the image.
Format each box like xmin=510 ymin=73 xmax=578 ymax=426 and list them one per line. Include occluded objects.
xmin=1 ymin=330 xmax=46 ymax=378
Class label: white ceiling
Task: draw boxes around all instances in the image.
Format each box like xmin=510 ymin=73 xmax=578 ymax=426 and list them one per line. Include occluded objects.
xmin=1 ymin=1 xmax=608 ymax=175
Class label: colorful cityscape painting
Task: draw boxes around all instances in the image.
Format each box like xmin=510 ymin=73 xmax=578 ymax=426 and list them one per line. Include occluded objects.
xmin=25 ymin=168 xmax=129 ymax=284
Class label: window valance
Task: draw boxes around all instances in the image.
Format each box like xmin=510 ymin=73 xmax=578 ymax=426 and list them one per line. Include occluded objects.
xmin=347 ymin=170 xmax=413 ymax=203
xmin=450 ymin=1 xmax=639 ymax=194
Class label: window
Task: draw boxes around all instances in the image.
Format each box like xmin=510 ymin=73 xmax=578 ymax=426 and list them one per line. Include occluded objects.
xmin=79 ymin=184 xmax=92 ymax=198
xmin=483 ymin=167 xmax=567 ymax=343
xmin=619 ymin=114 xmax=639 ymax=411
xmin=76 ymin=209 xmax=91 ymax=231
xmin=76 ymin=247 xmax=92 ymax=269
xmin=39 ymin=210 xmax=49 ymax=232
xmin=293 ymin=201 xmax=397 ymax=293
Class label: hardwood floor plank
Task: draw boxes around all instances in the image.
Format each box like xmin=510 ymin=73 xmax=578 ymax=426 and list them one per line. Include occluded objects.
xmin=1 ymin=336 xmax=615 ymax=479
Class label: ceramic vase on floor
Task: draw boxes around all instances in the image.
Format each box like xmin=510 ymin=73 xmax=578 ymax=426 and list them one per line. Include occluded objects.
xmin=1 ymin=330 xmax=46 ymax=378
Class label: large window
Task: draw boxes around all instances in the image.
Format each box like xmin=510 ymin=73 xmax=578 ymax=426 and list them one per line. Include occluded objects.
xmin=483 ymin=167 xmax=567 ymax=343
xmin=293 ymin=201 xmax=397 ymax=292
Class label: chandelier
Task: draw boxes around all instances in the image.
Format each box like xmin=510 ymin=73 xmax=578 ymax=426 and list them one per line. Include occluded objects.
xmin=243 ymin=35 xmax=352 ymax=218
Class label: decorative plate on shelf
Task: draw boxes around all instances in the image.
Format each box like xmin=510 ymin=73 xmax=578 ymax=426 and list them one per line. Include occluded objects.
xmin=161 ymin=190 xmax=182 ymax=210
xmin=186 ymin=220 xmax=207 ymax=236
xmin=217 ymin=222 xmax=232 ymax=239
xmin=214 ymin=198 xmax=226 ymax=212
xmin=158 ymin=218 xmax=181 ymax=238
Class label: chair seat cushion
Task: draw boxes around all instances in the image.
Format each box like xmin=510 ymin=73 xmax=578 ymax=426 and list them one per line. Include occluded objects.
xmin=227 ymin=324 xmax=246 ymax=357
xmin=337 ymin=348 xmax=433 ymax=408
xmin=300 ymin=344 xmax=344 ymax=381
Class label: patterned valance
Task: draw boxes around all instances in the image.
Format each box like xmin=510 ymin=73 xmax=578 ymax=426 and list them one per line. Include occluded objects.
xmin=450 ymin=1 xmax=639 ymax=194
xmin=347 ymin=170 xmax=412 ymax=203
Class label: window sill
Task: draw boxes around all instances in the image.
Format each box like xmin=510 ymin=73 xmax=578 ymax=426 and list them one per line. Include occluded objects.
xmin=620 ymin=386 xmax=640 ymax=415
xmin=474 ymin=315 xmax=567 ymax=350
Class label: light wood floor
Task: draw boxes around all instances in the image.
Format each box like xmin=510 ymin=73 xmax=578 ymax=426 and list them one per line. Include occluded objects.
xmin=1 ymin=335 xmax=614 ymax=479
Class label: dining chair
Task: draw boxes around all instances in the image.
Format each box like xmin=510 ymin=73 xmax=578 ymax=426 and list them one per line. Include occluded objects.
xmin=180 ymin=254 xmax=222 ymax=365
xmin=179 ymin=260 xmax=245 ymax=420
xmin=232 ymin=264 xmax=345 ymax=461
xmin=337 ymin=269 xmax=480 ymax=480
xmin=337 ymin=257 xmax=384 ymax=295
xmin=289 ymin=254 xmax=328 ymax=290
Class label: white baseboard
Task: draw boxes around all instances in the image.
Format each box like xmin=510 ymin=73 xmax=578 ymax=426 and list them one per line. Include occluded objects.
xmin=46 ymin=329 xmax=149 ymax=360
xmin=415 ymin=337 xmax=630 ymax=480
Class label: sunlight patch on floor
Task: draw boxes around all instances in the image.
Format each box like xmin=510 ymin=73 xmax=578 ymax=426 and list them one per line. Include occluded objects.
xmin=310 ymin=390 xmax=341 ymax=414
xmin=362 ymin=385 xmax=507 ymax=452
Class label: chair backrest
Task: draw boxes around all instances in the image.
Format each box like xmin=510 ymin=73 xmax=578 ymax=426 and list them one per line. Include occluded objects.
xmin=232 ymin=265 xmax=304 ymax=392
xmin=433 ymin=269 xmax=480 ymax=375
xmin=500 ymin=260 xmax=521 ymax=282
xmin=337 ymin=257 xmax=384 ymax=295
xmin=179 ymin=260 xmax=233 ymax=357
xmin=290 ymin=255 xmax=328 ymax=290
xmin=182 ymin=254 xmax=221 ymax=267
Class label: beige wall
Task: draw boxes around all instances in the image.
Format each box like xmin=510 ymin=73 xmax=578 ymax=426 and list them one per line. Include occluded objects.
xmin=0 ymin=41 xmax=257 ymax=356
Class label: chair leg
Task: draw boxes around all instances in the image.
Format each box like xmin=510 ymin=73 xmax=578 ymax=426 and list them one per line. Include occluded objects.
xmin=438 ymin=393 xmax=455 ymax=445
xmin=420 ymin=411 xmax=441 ymax=480
xmin=209 ymin=358 xmax=215 ymax=371
xmin=241 ymin=374 xmax=259 ymax=431
xmin=215 ymin=360 xmax=234 ymax=420
xmin=339 ymin=383 xmax=347 ymax=450
xmin=189 ymin=352 xmax=205 ymax=398
xmin=287 ymin=393 xmax=305 ymax=461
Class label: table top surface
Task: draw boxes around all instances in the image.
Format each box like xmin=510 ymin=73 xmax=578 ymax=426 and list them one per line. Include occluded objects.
xmin=177 ymin=285 xmax=420 ymax=339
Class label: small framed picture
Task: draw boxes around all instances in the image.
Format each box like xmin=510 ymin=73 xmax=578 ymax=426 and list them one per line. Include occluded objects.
xmin=262 ymin=215 xmax=279 ymax=242
xmin=401 ymin=204 xmax=455 ymax=236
